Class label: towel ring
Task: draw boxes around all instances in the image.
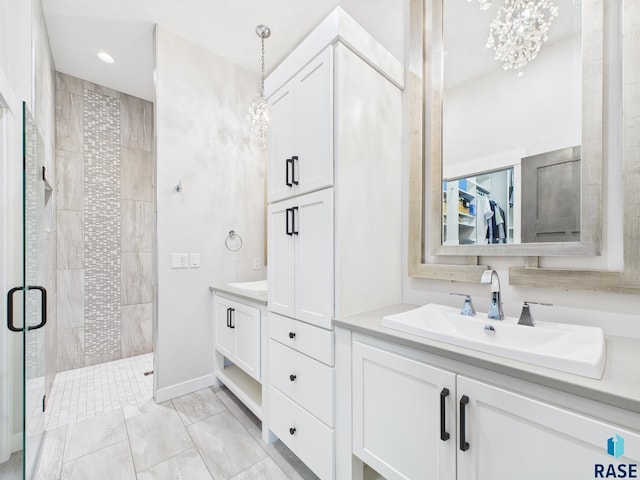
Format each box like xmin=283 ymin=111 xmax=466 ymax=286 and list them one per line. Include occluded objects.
xmin=225 ymin=230 xmax=243 ymax=252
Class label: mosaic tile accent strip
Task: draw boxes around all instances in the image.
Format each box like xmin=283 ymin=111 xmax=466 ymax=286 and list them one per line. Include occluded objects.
xmin=83 ymin=89 xmax=122 ymax=362
xmin=24 ymin=106 xmax=42 ymax=378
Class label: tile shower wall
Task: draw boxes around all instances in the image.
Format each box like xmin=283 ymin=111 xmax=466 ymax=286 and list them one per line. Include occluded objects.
xmin=56 ymin=73 xmax=153 ymax=371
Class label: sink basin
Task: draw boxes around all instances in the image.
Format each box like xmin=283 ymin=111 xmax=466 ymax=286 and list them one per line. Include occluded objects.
xmin=225 ymin=280 xmax=268 ymax=295
xmin=382 ymin=303 xmax=606 ymax=379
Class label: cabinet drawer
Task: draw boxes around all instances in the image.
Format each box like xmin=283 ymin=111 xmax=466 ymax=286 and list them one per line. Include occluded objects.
xmin=269 ymin=386 xmax=334 ymax=480
xmin=269 ymin=339 xmax=334 ymax=427
xmin=268 ymin=313 xmax=334 ymax=366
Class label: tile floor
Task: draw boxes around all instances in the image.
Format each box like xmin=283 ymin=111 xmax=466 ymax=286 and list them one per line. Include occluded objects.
xmin=2 ymin=353 xmax=384 ymax=480
xmin=45 ymin=353 xmax=154 ymax=430
xmin=0 ymin=450 xmax=22 ymax=480
xmin=32 ymin=385 xmax=321 ymax=480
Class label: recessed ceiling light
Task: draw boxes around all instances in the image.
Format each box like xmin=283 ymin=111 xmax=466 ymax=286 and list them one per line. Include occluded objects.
xmin=97 ymin=52 xmax=114 ymax=64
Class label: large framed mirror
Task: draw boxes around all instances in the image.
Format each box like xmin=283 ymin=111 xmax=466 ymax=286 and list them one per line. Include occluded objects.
xmin=409 ymin=0 xmax=640 ymax=291
xmin=426 ymin=0 xmax=603 ymax=257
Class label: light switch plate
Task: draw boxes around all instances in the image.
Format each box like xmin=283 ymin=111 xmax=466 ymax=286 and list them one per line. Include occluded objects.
xmin=171 ymin=253 xmax=189 ymax=268
xmin=190 ymin=253 xmax=200 ymax=268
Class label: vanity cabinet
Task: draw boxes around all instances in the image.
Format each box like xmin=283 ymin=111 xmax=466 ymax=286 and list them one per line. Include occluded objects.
xmin=213 ymin=296 xmax=261 ymax=381
xmin=268 ymin=188 xmax=333 ymax=329
xmin=268 ymin=46 xmax=333 ymax=203
xmin=352 ymin=340 xmax=456 ymax=480
xmin=456 ymin=375 xmax=640 ymax=480
xmin=211 ymin=287 xmax=273 ymax=443
xmin=268 ymin=312 xmax=336 ymax=480
xmin=349 ymin=334 xmax=640 ymax=480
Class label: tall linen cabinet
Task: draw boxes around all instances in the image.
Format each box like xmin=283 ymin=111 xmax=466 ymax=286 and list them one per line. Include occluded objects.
xmin=265 ymin=8 xmax=404 ymax=480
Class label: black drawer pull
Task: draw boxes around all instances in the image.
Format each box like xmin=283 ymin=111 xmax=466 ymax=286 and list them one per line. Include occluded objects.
xmin=285 ymin=208 xmax=293 ymax=236
xmin=226 ymin=307 xmax=231 ymax=328
xmin=289 ymin=427 xmax=296 ymax=435
xmin=440 ymin=388 xmax=450 ymax=441
xmin=229 ymin=308 xmax=235 ymax=329
xmin=291 ymin=206 xmax=299 ymax=235
xmin=286 ymin=158 xmax=293 ymax=187
xmin=288 ymin=332 xmax=296 ymax=339
xmin=460 ymin=395 xmax=470 ymax=452
xmin=289 ymin=374 xmax=297 ymax=382
xmin=291 ymin=155 xmax=299 ymax=185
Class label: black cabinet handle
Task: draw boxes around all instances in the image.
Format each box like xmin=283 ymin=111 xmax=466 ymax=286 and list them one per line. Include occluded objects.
xmin=288 ymin=332 xmax=296 ymax=339
xmin=229 ymin=308 xmax=235 ymax=329
xmin=291 ymin=156 xmax=299 ymax=185
xmin=440 ymin=388 xmax=450 ymax=441
xmin=285 ymin=208 xmax=293 ymax=236
xmin=226 ymin=307 xmax=231 ymax=328
xmin=289 ymin=374 xmax=297 ymax=382
xmin=7 ymin=285 xmax=47 ymax=332
xmin=286 ymin=158 xmax=293 ymax=187
xmin=459 ymin=395 xmax=470 ymax=451
xmin=291 ymin=206 xmax=299 ymax=235
xmin=289 ymin=427 xmax=296 ymax=435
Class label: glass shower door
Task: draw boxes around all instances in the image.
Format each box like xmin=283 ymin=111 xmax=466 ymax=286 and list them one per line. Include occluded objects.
xmin=22 ymin=102 xmax=47 ymax=479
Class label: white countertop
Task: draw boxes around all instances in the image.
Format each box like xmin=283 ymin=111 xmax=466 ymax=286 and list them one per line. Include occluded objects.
xmin=209 ymin=284 xmax=267 ymax=305
xmin=334 ymin=304 xmax=640 ymax=413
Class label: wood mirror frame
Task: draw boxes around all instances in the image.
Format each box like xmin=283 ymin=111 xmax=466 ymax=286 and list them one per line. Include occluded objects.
xmin=408 ymin=0 xmax=640 ymax=293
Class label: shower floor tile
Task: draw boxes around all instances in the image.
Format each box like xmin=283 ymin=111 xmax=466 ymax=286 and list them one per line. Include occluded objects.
xmin=46 ymin=353 xmax=153 ymax=431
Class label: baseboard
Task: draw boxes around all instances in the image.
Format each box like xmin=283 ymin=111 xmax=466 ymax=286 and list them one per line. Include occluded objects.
xmin=154 ymin=374 xmax=215 ymax=403
xmin=11 ymin=432 xmax=22 ymax=453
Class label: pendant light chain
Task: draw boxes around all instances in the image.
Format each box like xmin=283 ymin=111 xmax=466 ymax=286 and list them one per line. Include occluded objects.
xmin=247 ymin=24 xmax=271 ymax=149
xmin=261 ymin=35 xmax=265 ymax=97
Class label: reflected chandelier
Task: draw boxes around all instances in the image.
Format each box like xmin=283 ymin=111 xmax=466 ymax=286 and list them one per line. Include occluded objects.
xmin=248 ymin=25 xmax=271 ymax=149
xmin=485 ymin=0 xmax=559 ymax=76
xmin=468 ymin=0 xmax=493 ymax=11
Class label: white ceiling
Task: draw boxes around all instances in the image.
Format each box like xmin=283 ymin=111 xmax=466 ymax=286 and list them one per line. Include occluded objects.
xmin=42 ymin=0 xmax=405 ymax=101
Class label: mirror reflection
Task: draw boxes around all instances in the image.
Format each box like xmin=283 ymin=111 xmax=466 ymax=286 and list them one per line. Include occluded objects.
xmin=441 ymin=0 xmax=583 ymax=246
xmin=443 ymin=167 xmax=515 ymax=245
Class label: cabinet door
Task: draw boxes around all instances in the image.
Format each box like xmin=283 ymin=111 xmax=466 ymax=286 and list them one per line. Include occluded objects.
xmin=214 ymin=297 xmax=234 ymax=358
xmin=268 ymin=198 xmax=296 ymax=318
xmin=457 ymin=375 xmax=640 ymax=480
xmin=233 ymin=302 xmax=261 ymax=382
xmin=352 ymin=340 xmax=456 ymax=480
xmin=294 ymin=189 xmax=334 ymax=329
xmin=268 ymin=82 xmax=296 ymax=202
xmin=294 ymin=46 xmax=333 ymax=196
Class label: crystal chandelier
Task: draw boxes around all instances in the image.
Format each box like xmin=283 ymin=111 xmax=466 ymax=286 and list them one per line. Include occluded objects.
xmin=467 ymin=0 xmax=493 ymax=11
xmin=486 ymin=0 xmax=559 ymax=76
xmin=248 ymin=25 xmax=271 ymax=149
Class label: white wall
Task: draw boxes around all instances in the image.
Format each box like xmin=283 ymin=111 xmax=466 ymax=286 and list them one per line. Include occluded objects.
xmin=402 ymin=0 xmax=640 ymax=339
xmin=444 ymin=35 xmax=582 ymax=167
xmin=154 ymin=27 xmax=265 ymax=401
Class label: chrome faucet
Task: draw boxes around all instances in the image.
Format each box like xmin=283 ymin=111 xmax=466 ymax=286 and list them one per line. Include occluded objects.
xmin=518 ymin=301 xmax=553 ymax=327
xmin=450 ymin=293 xmax=476 ymax=316
xmin=481 ymin=270 xmax=504 ymax=320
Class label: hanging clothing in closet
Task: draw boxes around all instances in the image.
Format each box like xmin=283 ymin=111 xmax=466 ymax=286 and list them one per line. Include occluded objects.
xmin=486 ymin=200 xmax=507 ymax=244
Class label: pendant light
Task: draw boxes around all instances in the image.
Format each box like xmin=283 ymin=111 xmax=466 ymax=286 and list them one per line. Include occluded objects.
xmin=247 ymin=25 xmax=271 ymax=149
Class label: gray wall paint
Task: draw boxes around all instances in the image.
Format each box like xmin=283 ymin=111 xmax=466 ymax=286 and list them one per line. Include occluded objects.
xmin=56 ymin=73 xmax=153 ymax=372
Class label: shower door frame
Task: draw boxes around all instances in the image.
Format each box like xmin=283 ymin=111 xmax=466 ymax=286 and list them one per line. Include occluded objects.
xmin=0 ymin=65 xmax=17 ymax=466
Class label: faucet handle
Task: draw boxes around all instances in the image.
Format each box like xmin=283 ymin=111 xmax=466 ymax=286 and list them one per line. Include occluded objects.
xmin=523 ymin=301 xmax=553 ymax=307
xmin=518 ymin=301 xmax=553 ymax=327
xmin=450 ymin=293 xmax=476 ymax=316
